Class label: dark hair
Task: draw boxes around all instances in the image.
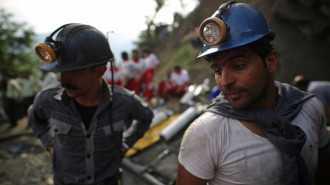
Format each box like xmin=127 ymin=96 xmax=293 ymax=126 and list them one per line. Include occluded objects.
xmin=174 ymin=65 xmax=181 ymax=70
xmin=121 ymin=52 xmax=128 ymax=60
xmin=205 ymin=35 xmax=274 ymax=66
xmin=142 ymin=48 xmax=150 ymax=53
xmin=248 ymin=35 xmax=274 ymax=65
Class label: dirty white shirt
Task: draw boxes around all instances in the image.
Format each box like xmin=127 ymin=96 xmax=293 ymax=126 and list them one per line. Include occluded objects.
xmin=178 ymin=97 xmax=329 ymax=185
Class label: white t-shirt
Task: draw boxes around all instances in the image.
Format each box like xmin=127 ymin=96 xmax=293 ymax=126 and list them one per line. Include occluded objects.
xmin=120 ymin=60 xmax=137 ymax=79
xmin=170 ymin=69 xmax=189 ymax=86
xmin=133 ymin=59 xmax=146 ymax=80
xmin=144 ymin=53 xmax=159 ymax=69
xmin=178 ymin=97 xmax=329 ymax=185
xmin=20 ymin=77 xmax=41 ymax=97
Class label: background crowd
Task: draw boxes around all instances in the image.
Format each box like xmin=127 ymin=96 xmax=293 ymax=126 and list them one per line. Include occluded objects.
xmin=103 ymin=48 xmax=190 ymax=104
xmin=0 ymin=69 xmax=58 ymax=128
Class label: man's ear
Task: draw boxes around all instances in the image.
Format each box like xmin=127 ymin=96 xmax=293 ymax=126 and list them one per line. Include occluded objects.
xmin=96 ymin=65 xmax=107 ymax=78
xmin=265 ymin=50 xmax=278 ymax=73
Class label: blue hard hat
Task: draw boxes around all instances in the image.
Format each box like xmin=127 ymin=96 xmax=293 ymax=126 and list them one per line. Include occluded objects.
xmin=197 ymin=1 xmax=275 ymax=58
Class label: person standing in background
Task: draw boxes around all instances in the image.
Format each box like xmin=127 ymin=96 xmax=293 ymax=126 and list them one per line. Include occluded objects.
xmin=120 ymin=51 xmax=137 ymax=91
xmin=131 ymin=49 xmax=146 ymax=93
xmin=137 ymin=48 xmax=160 ymax=101
xmin=4 ymin=72 xmax=21 ymax=128
xmin=20 ymin=70 xmax=41 ymax=119
xmin=292 ymin=75 xmax=330 ymax=124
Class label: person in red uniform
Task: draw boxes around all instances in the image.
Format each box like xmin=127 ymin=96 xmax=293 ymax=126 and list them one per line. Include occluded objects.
xmin=131 ymin=49 xmax=146 ymax=93
xmin=137 ymin=48 xmax=160 ymax=101
xmin=169 ymin=65 xmax=189 ymax=97
xmin=120 ymin=51 xmax=136 ymax=91
xmin=104 ymin=60 xmax=123 ymax=86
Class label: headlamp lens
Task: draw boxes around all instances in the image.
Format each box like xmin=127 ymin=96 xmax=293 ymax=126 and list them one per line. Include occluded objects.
xmin=37 ymin=47 xmax=51 ymax=61
xmin=35 ymin=43 xmax=57 ymax=64
xmin=203 ymin=22 xmax=221 ymax=43
xmin=199 ymin=17 xmax=227 ymax=46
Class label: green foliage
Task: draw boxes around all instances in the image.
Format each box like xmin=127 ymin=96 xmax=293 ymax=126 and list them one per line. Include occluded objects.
xmin=135 ymin=29 xmax=161 ymax=50
xmin=0 ymin=8 xmax=38 ymax=77
xmin=154 ymin=43 xmax=201 ymax=82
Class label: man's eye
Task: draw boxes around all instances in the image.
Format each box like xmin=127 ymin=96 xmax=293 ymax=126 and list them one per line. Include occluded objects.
xmin=234 ymin=64 xmax=245 ymax=70
xmin=214 ymin=69 xmax=222 ymax=75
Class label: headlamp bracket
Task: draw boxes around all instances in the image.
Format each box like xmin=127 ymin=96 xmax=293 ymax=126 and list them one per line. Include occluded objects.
xmin=35 ymin=24 xmax=71 ymax=64
xmin=198 ymin=1 xmax=236 ymax=47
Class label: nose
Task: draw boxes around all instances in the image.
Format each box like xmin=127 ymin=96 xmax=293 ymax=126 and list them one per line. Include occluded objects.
xmin=220 ymin=68 xmax=235 ymax=88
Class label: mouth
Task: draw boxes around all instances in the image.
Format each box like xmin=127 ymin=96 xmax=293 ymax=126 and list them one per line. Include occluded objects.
xmin=225 ymin=92 xmax=242 ymax=100
xmin=61 ymin=83 xmax=78 ymax=90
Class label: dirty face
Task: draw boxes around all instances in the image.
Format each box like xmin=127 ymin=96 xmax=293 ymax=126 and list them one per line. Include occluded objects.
xmin=210 ymin=46 xmax=277 ymax=109
xmin=59 ymin=66 xmax=105 ymax=99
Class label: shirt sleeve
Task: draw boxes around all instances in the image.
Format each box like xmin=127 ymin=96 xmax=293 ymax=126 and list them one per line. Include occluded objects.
xmin=178 ymin=115 xmax=218 ymax=180
xmin=182 ymin=70 xmax=189 ymax=82
xmin=28 ymin=93 xmax=53 ymax=149
xmin=314 ymin=98 xmax=330 ymax=148
xmin=151 ymin=54 xmax=160 ymax=66
xmin=123 ymin=94 xmax=154 ymax=147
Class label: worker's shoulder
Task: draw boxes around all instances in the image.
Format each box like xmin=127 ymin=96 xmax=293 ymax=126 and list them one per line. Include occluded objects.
xmin=302 ymin=96 xmax=325 ymax=111
xmin=193 ymin=111 xmax=231 ymax=129
xmin=113 ymin=85 xmax=135 ymax=97
xmin=36 ymin=82 xmax=62 ymax=98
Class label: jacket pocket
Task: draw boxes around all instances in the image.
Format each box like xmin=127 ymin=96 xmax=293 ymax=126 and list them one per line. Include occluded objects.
xmin=50 ymin=118 xmax=72 ymax=136
xmin=102 ymin=120 xmax=125 ymax=136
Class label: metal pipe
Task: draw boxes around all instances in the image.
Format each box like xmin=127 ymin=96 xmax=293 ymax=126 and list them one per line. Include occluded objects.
xmin=160 ymin=106 xmax=198 ymax=142
xmin=121 ymin=158 xmax=166 ymax=185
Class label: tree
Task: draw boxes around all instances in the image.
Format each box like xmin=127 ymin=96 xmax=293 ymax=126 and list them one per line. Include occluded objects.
xmin=0 ymin=8 xmax=38 ymax=77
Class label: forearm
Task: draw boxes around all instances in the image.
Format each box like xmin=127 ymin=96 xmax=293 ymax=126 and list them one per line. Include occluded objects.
xmin=123 ymin=119 xmax=151 ymax=146
xmin=314 ymin=144 xmax=330 ymax=184
xmin=28 ymin=105 xmax=53 ymax=149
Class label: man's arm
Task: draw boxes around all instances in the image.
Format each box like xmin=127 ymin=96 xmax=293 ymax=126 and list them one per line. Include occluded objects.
xmin=314 ymin=143 xmax=330 ymax=184
xmin=122 ymin=94 xmax=153 ymax=147
xmin=176 ymin=162 xmax=208 ymax=185
xmin=324 ymin=105 xmax=330 ymax=121
xmin=28 ymin=96 xmax=53 ymax=150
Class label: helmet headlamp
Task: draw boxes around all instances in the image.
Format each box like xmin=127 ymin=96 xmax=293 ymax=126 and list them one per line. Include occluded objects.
xmin=199 ymin=17 xmax=227 ymax=46
xmin=35 ymin=24 xmax=70 ymax=64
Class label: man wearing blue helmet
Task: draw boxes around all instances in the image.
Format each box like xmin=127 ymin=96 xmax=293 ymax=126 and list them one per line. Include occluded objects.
xmin=176 ymin=1 xmax=329 ymax=185
xmin=29 ymin=23 xmax=153 ymax=185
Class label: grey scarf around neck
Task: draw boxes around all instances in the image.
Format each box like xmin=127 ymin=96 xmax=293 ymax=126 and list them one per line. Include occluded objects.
xmin=207 ymin=81 xmax=314 ymax=185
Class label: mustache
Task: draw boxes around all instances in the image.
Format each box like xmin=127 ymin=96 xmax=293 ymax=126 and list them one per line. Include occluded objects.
xmin=61 ymin=83 xmax=78 ymax=90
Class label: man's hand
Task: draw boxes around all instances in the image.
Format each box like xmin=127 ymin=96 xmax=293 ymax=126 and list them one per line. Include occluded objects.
xmin=48 ymin=146 xmax=54 ymax=158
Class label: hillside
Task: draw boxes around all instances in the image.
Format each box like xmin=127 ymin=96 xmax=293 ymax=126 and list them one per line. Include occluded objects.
xmin=152 ymin=0 xmax=330 ymax=88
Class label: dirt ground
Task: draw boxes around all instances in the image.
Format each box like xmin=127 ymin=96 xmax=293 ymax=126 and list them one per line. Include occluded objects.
xmin=0 ymin=117 xmax=53 ymax=185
